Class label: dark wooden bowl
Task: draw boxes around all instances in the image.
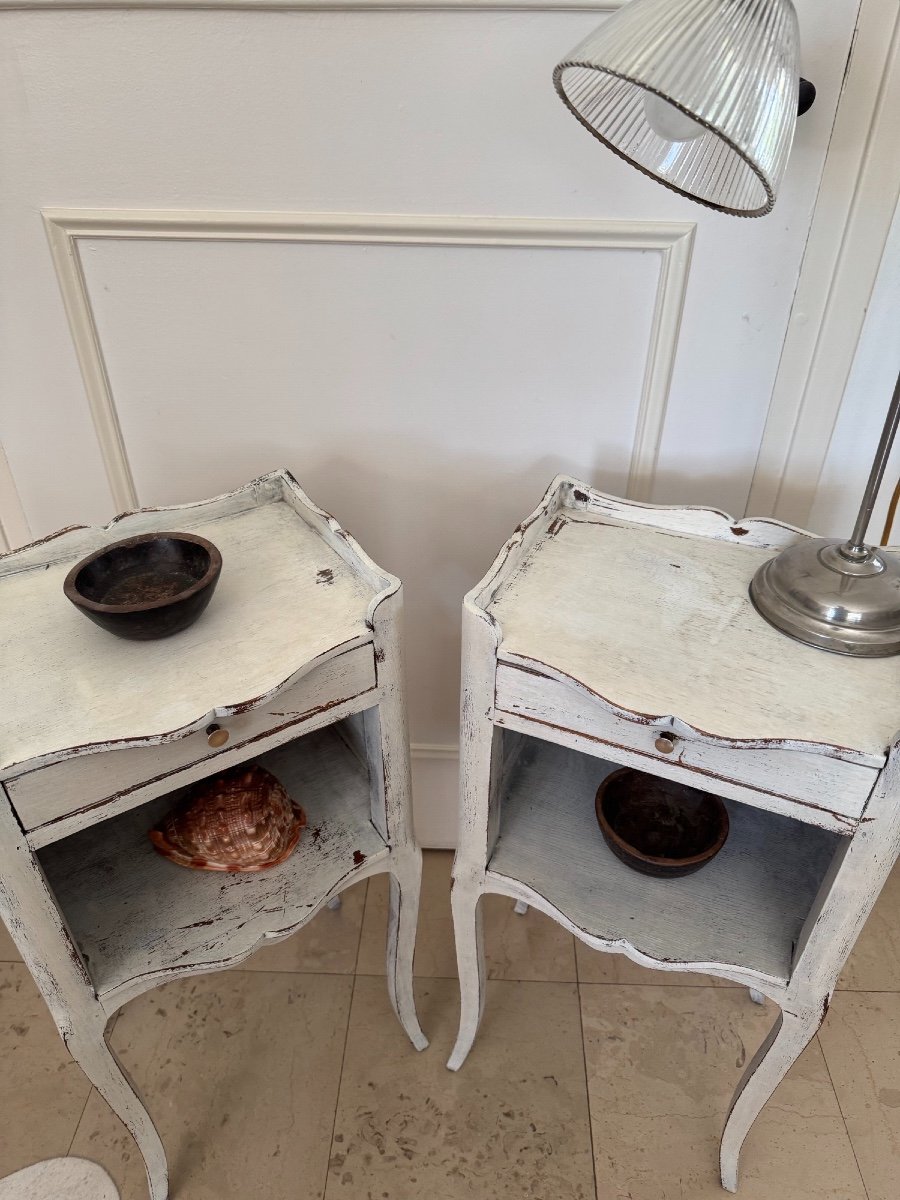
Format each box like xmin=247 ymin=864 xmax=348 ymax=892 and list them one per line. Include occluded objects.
xmin=64 ymin=532 xmax=222 ymax=640
xmin=595 ymin=768 xmax=729 ymax=879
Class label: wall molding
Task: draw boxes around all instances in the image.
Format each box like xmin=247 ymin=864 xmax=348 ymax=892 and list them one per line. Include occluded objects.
xmin=411 ymin=742 xmax=458 ymax=760
xmin=43 ymin=208 xmax=695 ymax=512
xmin=2 ymin=0 xmax=624 ymax=11
xmin=410 ymin=742 xmax=459 ymax=847
xmin=0 ymin=444 xmax=31 ymax=553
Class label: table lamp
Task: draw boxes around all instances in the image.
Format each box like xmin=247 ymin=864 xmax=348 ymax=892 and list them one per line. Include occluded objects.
xmin=553 ymin=0 xmax=900 ymax=656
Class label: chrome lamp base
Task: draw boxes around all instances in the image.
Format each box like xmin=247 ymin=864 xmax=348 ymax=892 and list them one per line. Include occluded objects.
xmin=750 ymin=538 xmax=900 ymax=657
xmin=751 ymin=365 xmax=900 ymax=657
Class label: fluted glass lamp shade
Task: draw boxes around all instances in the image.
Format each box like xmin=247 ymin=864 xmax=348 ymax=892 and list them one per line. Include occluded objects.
xmin=553 ymin=0 xmax=800 ymax=217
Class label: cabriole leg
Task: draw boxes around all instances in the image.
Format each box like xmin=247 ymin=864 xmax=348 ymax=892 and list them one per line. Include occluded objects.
xmin=385 ymin=853 xmax=428 ymax=1051
xmin=447 ymin=880 xmax=486 ymax=1071
xmin=720 ymin=1004 xmax=821 ymax=1192
xmin=66 ymin=1025 xmax=168 ymax=1200
xmin=368 ymin=587 xmax=427 ymax=1052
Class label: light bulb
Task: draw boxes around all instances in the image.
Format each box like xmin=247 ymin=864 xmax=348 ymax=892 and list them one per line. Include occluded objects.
xmin=642 ymin=92 xmax=705 ymax=143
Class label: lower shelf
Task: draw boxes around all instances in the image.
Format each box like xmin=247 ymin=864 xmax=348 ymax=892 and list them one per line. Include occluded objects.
xmin=487 ymin=734 xmax=842 ymax=983
xmin=39 ymin=721 xmax=387 ymax=1001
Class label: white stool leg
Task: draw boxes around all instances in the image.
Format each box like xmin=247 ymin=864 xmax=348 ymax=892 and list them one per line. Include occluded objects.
xmin=748 ymin=988 xmax=765 ymax=1005
xmin=385 ymin=854 xmax=428 ymax=1051
xmin=513 ymin=900 xmax=529 ymax=916
xmin=721 ymin=1006 xmax=820 ymax=1191
xmin=326 ymin=895 xmax=342 ymax=911
xmin=66 ymin=1027 xmax=168 ymax=1200
xmin=448 ymin=881 xmax=485 ymax=1070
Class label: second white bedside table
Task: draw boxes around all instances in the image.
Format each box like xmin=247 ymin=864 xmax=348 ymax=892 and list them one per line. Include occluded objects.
xmin=449 ymin=475 xmax=900 ymax=1191
xmin=0 ymin=470 xmax=426 ymax=1200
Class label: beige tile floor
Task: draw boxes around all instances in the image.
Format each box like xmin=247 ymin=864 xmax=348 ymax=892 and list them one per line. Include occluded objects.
xmin=2 ymin=850 xmax=899 ymax=1199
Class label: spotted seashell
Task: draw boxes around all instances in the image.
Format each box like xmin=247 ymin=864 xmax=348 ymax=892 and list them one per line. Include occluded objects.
xmin=149 ymin=764 xmax=306 ymax=872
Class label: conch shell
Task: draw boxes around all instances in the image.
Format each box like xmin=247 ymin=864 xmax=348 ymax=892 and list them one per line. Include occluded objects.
xmin=150 ymin=763 xmax=306 ymax=872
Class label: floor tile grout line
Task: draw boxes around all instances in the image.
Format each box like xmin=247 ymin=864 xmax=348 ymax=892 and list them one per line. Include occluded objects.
xmin=320 ymin=880 xmax=368 ymax=1200
xmin=230 ymin=969 xmax=743 ymax=989
xmin=66 ymin=1010 xmax=121 ymax=1157
xmin=571 ymin=979 xmax=737 ymax=989
xmin=230 ymin=967 xmax=746 ymax=985
xmin=357 ymin=971 xmax=584 ymax=983
xmin=576 ymin=926 xmax=601 ymax=1198
xmin=575 ymin=978 xmax=601 ymax=1200
xmin=816 ymin=1029 xmax=872 ymax=1200
xmin=321 ymin=973 xmax=358 ymax=1200
xmin=66 ymin=1086 xmax=95 ymax=1157
xmin=225 ymin=967 xmax=900 ymax=992
xmin=352 ymin=879 xmax=370 ymax=977
xmin=231 ymin=967 xmax=357 ymax=977
xmin=835 ymin=987 xmax=900 ymax=994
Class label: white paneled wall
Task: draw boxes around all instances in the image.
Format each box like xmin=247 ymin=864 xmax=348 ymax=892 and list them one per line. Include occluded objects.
xmin=809 ymin=195 xmax=900 ymax=545
xmin=2 ymin=0 xmax=898 ymax=843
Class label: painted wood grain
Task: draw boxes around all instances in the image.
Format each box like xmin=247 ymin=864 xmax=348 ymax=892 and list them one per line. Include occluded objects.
xmin=0 ymin=471 xmax=425 ymax=1199
xmin=0 ymin=470 xmax=391 ymax=777
xmin=37 ymin=722 xmax=387 ymax=1006
xmin=567 ymin=480 xmax=808 ymax=548
xmin=452 ymin=477 xmax=900 ymax=1190
xmin=493 ymin=706 xmax=859 ymax=837
xmin=487 ymin=477 xmax=900 ymax=762
xmin=488 ymin=734 xmax=841 ymax=985
xmin=10 ymin=643 xmax=376 ymax=836
xmin=368 ymin=584 xmax=428 ymax=1050
xmin=494 ymin=661 xmax=876 ymax=828
xmin=0 ymin=769 xmax=168 ymax=1200
xmin=717 ymin=736 xmax=900 ymax=1191
xmin=447 ymin=597 xmax=502 ymax=1071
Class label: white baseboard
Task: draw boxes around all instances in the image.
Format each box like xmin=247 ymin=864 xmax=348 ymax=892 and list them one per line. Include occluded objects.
xmin=410 ymin=744 xmax=459 ymax=849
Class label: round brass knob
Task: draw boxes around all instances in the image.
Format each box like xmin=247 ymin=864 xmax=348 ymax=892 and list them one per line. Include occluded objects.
xmin=655 ymin=733 xmax=677 ymax=754
xmin=206 ymin=723 xmax=229 ymax=748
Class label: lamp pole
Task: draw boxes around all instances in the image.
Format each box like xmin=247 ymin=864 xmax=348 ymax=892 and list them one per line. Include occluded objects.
xmin=842 ymin=370 xmax=900 ymax=560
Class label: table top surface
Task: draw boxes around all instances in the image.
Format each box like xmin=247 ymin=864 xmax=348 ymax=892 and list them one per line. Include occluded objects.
xmin=0 ymin=472 xmax=390 ymax=776
xmin=482 ymin=478 xmax=900 ymax=766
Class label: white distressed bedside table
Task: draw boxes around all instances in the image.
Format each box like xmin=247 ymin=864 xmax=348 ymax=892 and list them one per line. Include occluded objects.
xmin=0 ymin=470 xmax=426 ymax=1200
xmin=449 ymin=475 xmax=900 ymax=1191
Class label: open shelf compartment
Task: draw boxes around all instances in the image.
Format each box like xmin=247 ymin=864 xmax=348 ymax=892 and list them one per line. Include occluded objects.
xmin=38 ymin=716 xmax=387 ymax=1001
xmin=487 ymin=731 xmax=844 ymax=984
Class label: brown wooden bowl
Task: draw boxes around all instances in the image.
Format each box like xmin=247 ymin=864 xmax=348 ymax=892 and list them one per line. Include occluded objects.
xmin=64 ymin=531 xmax=222 ymax=640
xmin=595 ymin=768 xmax=729 ymax=879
